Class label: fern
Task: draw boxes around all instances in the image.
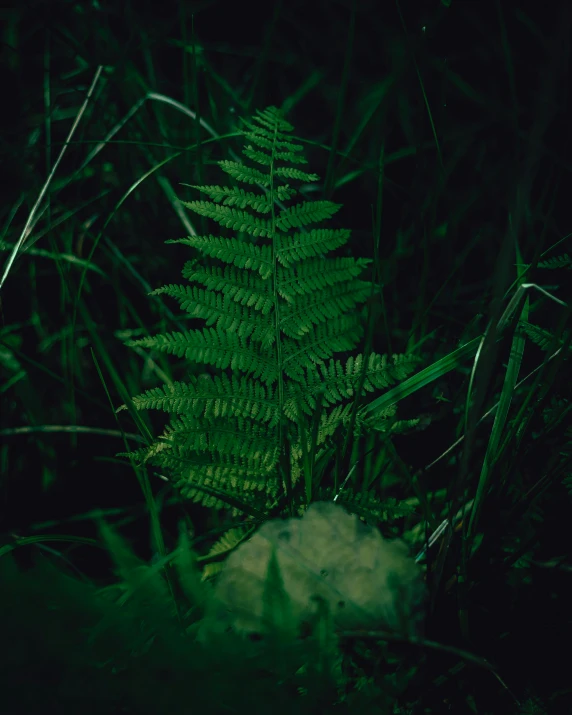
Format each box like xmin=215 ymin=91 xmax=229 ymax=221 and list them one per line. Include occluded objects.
xmin=121 ymin=106 xmax=418 ymax=514
xmin=537 ymin=253 xmax=571 ymax=270
xmin=518 ymin=319 xmax=571 ymax=353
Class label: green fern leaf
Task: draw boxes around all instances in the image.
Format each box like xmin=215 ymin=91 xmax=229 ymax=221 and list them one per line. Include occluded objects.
xmin=121 ymin=105 xmax=419 ymax=514
xmin=181 ymin=184 xmax=274 ymax=212
xmin=537 ymin=253 xmax=571 ymax=270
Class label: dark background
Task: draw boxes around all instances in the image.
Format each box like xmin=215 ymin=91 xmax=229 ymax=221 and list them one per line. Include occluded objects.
xmin=1 ymin=1 xmax=571 ymax=711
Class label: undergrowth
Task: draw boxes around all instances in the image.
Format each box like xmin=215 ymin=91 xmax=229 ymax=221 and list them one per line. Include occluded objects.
xmin=1 ymin=3 xmax=571 ymax=714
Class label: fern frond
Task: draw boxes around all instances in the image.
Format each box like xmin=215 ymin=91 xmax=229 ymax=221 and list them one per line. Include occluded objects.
xmin=283 ymin=353 xmax=420 ymax=417
xmin=181 ymin=263 xmax=275 ymax=313
xmin=125 ymin=375 xmax=280 ymax=424
xmin=277 ymin=228 xmax=352 ymax=267
xmin=181 ymin=202 xmax=275 ymax=237
xmin=278 ymin=257 xmax=372 ymax=301
xmin=168 ymin=235 xmax=273 ymax=277
xmin=121 ymin=105 xmax=420 ymax=513
xmin=537 ymin=253 xmax=571 ymax=269
xmin=151 ymin=284 xmax=275 ymax=345
xmin=281 ymin=279 xmax=373 ymax=336
xmin=519 ymin=320 xmax=571 ymax=352
xmin=276 ymin=200 xmax=341 ymax=229
xmin=275 ymin=166 xmax=321 ymax=182
xmin=126 ymin=328 xmax=279 ymax=384
xmin=218 ymin=160 xmax=271 ymax=186
xmin=181 ymin=185 xmax=274 ymax=212
xmin=163 ymin=413 xmax=279 ymax=466
xmin=313 ymin=486 xmax=417 ymax=523
xmin=201 ymin=525 xmax=251 ymax=581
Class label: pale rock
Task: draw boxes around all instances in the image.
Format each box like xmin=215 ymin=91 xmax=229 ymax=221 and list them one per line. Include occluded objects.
xmin=199 ymin=501 xmax=426 ymax=641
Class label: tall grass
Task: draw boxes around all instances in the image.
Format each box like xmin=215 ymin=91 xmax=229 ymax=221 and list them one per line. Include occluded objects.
xmin=1 ymin=2 xmax=571 ymax=713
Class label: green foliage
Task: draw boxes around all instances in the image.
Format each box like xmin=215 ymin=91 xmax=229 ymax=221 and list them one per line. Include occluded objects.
xmin=120 ymin=106 xmax=418 ymax=515
xmin=312 ymin=486 xmax=417 ymax=525
xmin=3 ymin=7 xmax=571 ymax=713
xmin=0 ymin=523 xmax=349 ymax=715
xmin=537 ymin=253 xmax=571 ymax=270
xmin=518 ymin=320 xmax=571 ymax=353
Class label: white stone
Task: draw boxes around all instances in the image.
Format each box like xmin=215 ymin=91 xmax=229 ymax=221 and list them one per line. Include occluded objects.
xmin=200 ymin=501 xmax=426 ymax=640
